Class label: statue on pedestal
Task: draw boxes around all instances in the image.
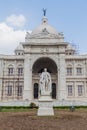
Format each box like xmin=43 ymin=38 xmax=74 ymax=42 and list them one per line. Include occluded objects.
xmin=39 ymin=68 xmax=52 ymax=95
xmin=38 ymin=68 xmax=54 ymax=116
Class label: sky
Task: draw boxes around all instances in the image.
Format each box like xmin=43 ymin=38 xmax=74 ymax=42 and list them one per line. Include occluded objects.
xmin=0 ymin=0 xmax=87 ymax=54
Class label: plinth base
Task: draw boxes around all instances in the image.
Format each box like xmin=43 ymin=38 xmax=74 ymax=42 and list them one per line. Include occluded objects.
xmin=38 ymin=107 xmax=54 ymax=116
xmin=37 ymin=96 xmax=54 ymax=116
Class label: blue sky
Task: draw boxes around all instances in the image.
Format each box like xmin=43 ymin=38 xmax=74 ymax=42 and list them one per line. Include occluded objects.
xmin=0 ymin=0 xmax=87 ymax=54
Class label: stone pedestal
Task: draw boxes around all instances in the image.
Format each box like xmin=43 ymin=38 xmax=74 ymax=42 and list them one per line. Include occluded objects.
xmin=37 ymin=95 xmax=54 ymax=116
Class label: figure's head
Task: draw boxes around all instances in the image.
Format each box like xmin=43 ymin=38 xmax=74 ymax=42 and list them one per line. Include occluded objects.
xmin=44 ymin=68 xmax=47 ymax=72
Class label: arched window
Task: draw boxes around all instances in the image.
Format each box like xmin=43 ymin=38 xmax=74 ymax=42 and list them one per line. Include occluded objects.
xmin=34 ymin=83 xmax=38 ymax=99
xmin=7 ymin=85 xmax=12 ymax=96
xmin=78 ymin=85 xmax=83 ymax=96
xmin=17 ymin=85 xmax=23 ymax=96
xmin=67 ymin=64 xmax=73 ymax=76
xmin=67 ymin=85 xmax=73 ymax=96
xmin=76 ymin=64 xmax=82 ymax=75
xmin=17 ymin=65 xmax=23 ymax=76
xmin=8 ymin=65 xmax=14 ymax=75
xmin=52 ymin=83 xmax=56 ymax=99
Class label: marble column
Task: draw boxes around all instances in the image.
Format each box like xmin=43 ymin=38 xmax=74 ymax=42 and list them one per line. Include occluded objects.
xmin=58 ymin=54 xmax=66 ymax=100
xmin=23 ymin=54 xmax=33 ymax=101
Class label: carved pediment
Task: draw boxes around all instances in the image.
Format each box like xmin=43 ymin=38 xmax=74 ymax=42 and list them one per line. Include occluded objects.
xmin=42 ymin=28 xmax=49 ymax=35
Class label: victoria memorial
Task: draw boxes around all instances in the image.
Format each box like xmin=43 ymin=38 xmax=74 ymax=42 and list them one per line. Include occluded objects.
xmin=0 ymin=13 xmax=87 ymax=106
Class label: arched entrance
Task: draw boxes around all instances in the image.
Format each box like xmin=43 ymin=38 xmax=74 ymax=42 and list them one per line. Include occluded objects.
xmin=32 ymin=57 xmax=57 ymax=99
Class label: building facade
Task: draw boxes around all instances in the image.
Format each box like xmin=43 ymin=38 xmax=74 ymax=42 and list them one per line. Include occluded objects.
xmin=0 ymin=15 xmax=87 ymax=106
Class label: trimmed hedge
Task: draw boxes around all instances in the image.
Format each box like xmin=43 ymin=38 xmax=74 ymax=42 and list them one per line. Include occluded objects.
xmin=0 ymin=105 xmax=38 ymax=112
xmin=54 ymin=106 xmax=87 ymax=109
xmin=0 ymin=105 xmax=87 ymax=112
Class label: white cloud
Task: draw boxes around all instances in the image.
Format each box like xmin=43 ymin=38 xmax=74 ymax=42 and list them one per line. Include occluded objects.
xmin=0 ymin=22 xmax=26 ymax=54
xmin=6 ymin=14 xmax=26 ymax=27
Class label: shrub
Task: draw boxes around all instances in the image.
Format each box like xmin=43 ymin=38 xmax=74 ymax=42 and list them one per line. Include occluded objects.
xmin=30 ymin=102 xmax=36 ymax=108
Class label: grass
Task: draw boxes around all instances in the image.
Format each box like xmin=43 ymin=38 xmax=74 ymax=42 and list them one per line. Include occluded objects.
xmin=0 ymin=106 xmax=87 ymax=112
xmin=0 ymin=106 xmax=37 ymax=112
xmin=0 ymin=108 xmax=29 ymax=112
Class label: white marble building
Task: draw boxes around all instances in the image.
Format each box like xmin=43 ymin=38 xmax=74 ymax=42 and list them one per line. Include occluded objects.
xmin=0 ymin=15 xmax=87 ymax=106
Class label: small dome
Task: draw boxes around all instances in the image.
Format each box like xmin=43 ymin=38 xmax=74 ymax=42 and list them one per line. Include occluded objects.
xmin=30 ymin=16 xmax=59 ymax=38
xmin=67 ymin=44 xmax=75 ymax=51
xmin=15 ymin=43 xmax=24 ymax=51
xmin=66 ymin=43 xmax=76 ymax=55
xmin=15 ymin=43 xmax=24 ymax=55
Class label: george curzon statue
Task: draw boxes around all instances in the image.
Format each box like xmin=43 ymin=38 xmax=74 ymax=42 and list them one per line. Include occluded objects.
xmin=38 ymin=68 xmax=54 ymax=116
xmin=39 ymin=68 xmax=52 ymax=95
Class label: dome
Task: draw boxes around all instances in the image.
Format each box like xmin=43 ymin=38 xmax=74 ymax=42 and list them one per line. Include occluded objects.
xmin=29 ymin=16 xmax=61 ymax=38
xmin=66 ymin=44 xmax=75 ymax=51
xmin=15 ymin=43 xmax=24 ymax=51
xmin=15 ymin=43 xmax=24 ymax=55
xmin=66 ymin=43 xmax=76 ymax=55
